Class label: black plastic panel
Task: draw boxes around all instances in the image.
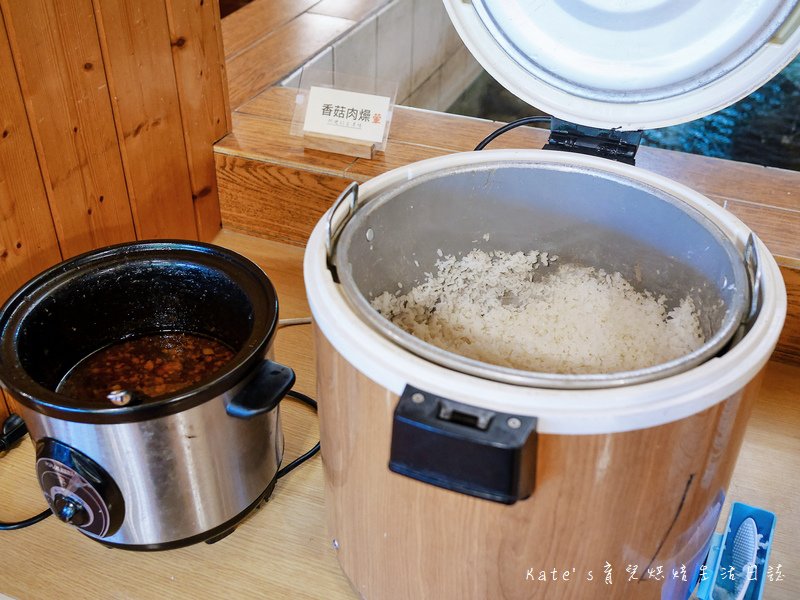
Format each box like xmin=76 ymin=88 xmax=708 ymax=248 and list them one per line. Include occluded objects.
xmin=389 ymin=386 xmax=537 ymax=504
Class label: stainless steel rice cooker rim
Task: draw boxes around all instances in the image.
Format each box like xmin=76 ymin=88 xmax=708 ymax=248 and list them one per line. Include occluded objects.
xmin=329 ymin=160 xmax=751 ymax=389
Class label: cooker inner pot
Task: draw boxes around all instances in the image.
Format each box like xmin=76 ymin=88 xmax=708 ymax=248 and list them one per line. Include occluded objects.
xmin=336 ymin=161 xmax=749 ymax=388
xmin=5 ymin=245 xmax=274 ymax=407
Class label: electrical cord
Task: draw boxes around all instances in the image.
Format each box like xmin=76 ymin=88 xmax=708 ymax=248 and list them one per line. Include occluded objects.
xmin=277 ymin=317 xmax=312 ymax=329
xmin=474 ymin=116 xmax=553 ymax=151
xmin=1 ymin=414 xmax=52 ymax=530
xmin=0 ymin=507 xmax=52 ymax=531
xmin=277 ymin=389 xmax=321 ymax=479
xmin=275 ymin=317 xmax=321 ymax=479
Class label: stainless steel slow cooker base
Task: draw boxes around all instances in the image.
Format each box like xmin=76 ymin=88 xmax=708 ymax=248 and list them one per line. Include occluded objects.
xmin=90 ymin=473 xmax=278 ymax=550
xmin=0 ymin=241 xmax=292 ymax=548
xmin=20 ymin=387 xmax=284 ymax=548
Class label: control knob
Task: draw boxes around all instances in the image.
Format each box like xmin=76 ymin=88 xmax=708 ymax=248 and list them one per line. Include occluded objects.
xmin=52 ymin=494 xmax=90 ymax=527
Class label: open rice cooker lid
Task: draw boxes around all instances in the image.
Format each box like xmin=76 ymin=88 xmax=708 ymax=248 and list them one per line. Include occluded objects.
xmin=444 ymin=0 xmax=800 ymax=130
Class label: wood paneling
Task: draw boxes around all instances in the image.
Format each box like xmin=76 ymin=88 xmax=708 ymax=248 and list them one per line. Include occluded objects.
xmin=0 ymin=15 xmax=63 ymax=291
xmin=93 ymin=0 xmax=198 ymax=240
xmin=346 ymin=139 xmax=449 ymax=179
xmin=637 ymin=146 xmax=800 ymax=214
xmin=0 ymin=10 xmax=62 ymax=421
xmin=0 ymin=0 xmax=228 ymax=419
xmin=216 ymin=153 xmax=352 ymax=246
xmin=237 ymin=85 xmax=298 ymax=119
xmin=703 ymin=197 xmax=800 ymax=269
xmin=0 ymin=0 xmax=228 ymax=259
xmin=315 ymin=329 xmax=764 ymax=599
xmin=2 ymin=0 xmax=136 ymax=259
xmin=165 ymin=0 xmax=230 ymax=241
xmin=221 ymin=0 xmax=321 ymax=60
xmin=225 ymin=13 xmax=353 ymax=109
xmin=723 ymin=360 xmax=800 ymax=597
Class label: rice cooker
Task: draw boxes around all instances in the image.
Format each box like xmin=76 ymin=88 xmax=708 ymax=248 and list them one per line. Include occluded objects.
xmin=0 ymin=241 xmax=294 ymax=549
xmin=303 ymin=1 xmax=797 ymax=598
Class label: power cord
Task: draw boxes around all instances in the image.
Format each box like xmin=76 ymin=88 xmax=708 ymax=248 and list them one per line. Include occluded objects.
xmin=276 ymin=389 xmax=321 ymax=479
xmin=474 ymin=116 xmax=553 ymax=151
xmin=1 ymin=414 xmax=52 ymax=530
xmin=0 ymin=506 xmax=52 ymax=531
xmin=275 ymin=317 xmax=321 ymax=479
xmin=277 ymin=317 xmax=312 ymax=329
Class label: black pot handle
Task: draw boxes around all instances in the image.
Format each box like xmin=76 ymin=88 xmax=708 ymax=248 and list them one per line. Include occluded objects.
xmin=389 ymin=385 xmax=538 ymax=505
xmin=226 ymin=359 xmax=296 ymax=419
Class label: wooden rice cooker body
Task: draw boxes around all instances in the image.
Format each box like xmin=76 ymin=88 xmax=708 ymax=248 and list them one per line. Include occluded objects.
xmin=315 ymin=329 xmax=763 ymax=600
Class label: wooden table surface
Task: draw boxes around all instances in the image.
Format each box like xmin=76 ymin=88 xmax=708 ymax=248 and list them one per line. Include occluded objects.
xmin=0 ymin=229 xmax=798 ymax=599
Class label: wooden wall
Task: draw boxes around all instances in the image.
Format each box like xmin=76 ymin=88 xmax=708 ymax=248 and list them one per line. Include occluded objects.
xmin=0 ymin=0 xmax=230 ymax=420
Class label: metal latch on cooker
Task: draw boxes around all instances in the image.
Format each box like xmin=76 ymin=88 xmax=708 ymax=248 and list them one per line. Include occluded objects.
xmin=544 ymin=118 xmax=643 ymax=165
xmin=389 ymin=385 xmax=538 ymax=505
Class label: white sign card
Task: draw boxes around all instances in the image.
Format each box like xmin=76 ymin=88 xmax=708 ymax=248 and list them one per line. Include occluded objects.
xmin=302 ymin=86 xmax=391 ymax=144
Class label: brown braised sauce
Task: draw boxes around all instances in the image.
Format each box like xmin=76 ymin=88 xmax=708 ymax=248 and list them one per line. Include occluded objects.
xmin=57 ymin=333 xmax=235 ymax=404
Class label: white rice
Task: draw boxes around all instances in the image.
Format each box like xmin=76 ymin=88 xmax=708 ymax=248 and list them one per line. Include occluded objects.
xmin=370 ymin=249 xmax=705 ymax=374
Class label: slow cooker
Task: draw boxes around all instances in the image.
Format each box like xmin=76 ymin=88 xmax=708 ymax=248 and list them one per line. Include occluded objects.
xmin=0 ymin=241 xmax=294 ymax=549
xmin=304 ymin=1 xmax=797 ymax=598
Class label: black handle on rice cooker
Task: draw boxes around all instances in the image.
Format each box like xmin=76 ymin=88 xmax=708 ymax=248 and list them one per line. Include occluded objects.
xmin=226 ymin=359 xmax=296 ymax=419
xmin=389 ymin=385 xmax=537 ymax=505
xmin=325 ymin=181 xmax=359 ymax=282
